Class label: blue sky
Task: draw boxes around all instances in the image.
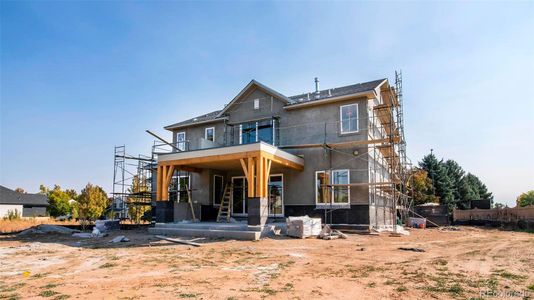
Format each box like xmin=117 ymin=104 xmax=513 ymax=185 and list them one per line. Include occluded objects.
xmin=1 ymin=1 xmax=533 ymax=207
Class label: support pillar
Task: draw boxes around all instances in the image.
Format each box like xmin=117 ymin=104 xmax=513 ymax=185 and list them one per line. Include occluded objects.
xmin=247 ymin=197 xmax=269 ymax=226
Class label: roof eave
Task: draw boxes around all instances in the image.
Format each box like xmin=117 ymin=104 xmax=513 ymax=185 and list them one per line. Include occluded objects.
xmin=284 ymin=90 xmax=376 ymax=110
xmin=164 ymin=117 xmax=228 ymax=131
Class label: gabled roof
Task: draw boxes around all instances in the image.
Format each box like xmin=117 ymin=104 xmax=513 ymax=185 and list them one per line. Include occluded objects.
xmin=216 ymin=80 xmax=291 ymax=117
xmin=287 ymin=78 xmax=386 ymax=105
xmin=0 ymin=185 xmax=49 ymax=206
xmin=164 ymin=78 xmax=388 ymax=130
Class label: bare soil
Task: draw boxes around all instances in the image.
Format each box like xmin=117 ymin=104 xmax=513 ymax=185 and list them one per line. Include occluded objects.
xmin=0 ymin=227 xmax=532 ymax=299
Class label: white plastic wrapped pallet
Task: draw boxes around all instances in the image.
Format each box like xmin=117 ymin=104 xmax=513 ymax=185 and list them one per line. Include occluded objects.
xmin=286 ymin=216 xmax=322 ymax=238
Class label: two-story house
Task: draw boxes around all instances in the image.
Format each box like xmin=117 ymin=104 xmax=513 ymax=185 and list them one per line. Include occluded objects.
xmin=153 ymin=76 xmax=408 ymax=231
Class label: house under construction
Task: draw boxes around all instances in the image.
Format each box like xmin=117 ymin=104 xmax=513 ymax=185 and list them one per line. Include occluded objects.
xmin=112 ymin=72 xmax=412 ymax=233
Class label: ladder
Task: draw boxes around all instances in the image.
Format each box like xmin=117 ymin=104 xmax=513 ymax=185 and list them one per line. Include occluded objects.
xmin=216 ymin=183 xmax=232 ymax=223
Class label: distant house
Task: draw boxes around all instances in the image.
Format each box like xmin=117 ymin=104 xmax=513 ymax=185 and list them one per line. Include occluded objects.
xmin=0 ymin=185 xmax=49 ymax=217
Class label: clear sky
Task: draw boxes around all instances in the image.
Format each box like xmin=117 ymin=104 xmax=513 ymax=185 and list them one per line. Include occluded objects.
xmin=1 ymin=1 xmax=533 ymax=207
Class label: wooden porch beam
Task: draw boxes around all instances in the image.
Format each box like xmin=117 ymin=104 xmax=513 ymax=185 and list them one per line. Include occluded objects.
xmin=156 ymin=165 xmax=162 ymax=201
xmin=256 ymin=153 xmax=264 ymax=198
xmin=247 ymin=156 xmax=255 ymax=198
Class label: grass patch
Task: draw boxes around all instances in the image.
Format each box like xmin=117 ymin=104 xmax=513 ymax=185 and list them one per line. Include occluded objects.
xmin=178 ymin=293 xmax=198 ymax=298
xmin=433 ymin=258 xmax=448 ymax=266
xmin=39 ymin=290 xmax=59 ymax=297
xmin=527 ymin=283 xmax=534 ymax=291
xmin=99 ymin=263 xmax=117 ymax=269
xmin=53 ymin=295 xmax=71 ymax=300
xmin=282 ymin=283 xmax=294 ymax=291
xmin=0 ymin=283 xmax=26 ymax=293
xmin=367 ymin=282 xmax=376 ymax=288
xmin=41 ymin=283 xmax=58 ymax=289
xmin=396 ymin=286 xmax=408 ymax=292
xmin=492 ymin=270 xmax=527 ymax=281
xmin=0 ymin=293 xmax=20 ymax=300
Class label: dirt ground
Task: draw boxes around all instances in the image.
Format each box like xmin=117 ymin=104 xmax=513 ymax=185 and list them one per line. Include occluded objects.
xmin=0 ymin=227 xmax=532 ymax=300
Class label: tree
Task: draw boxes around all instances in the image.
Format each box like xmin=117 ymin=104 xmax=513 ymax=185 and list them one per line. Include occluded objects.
xmin=41 ymin=185 xmax=73 ymax=217
xmin=78 ymin=183 xmax=109 ymax=220
xmin=517 ymin=190 xmax=534 ymax=207
xmin=459 ymin=173 xmax=494 ymax=205
xmin=409 ymin=168 xmax=440 ymax=205
xmin=127 ymin=175 xmax=151 ymax=224
xmin=15 ymin=187 xmax=26 ymax=193
xmin=494 ymin=202 xmax=505 ymax=209
xmin=444 ymin=160 xmax=466 ymax=207
xmin=419 ymin=152 xmax=455 ymax=211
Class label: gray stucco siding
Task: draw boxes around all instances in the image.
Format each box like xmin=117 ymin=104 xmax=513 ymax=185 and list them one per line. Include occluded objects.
xmin=225 ymin=89 xmax=286 ymax=124
xmin=171 ymin=120 xmax=226 ymax=151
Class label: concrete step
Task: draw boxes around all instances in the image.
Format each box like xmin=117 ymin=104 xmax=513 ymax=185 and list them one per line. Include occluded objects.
xmin=148 ymin=227 xmax=261 ymax=240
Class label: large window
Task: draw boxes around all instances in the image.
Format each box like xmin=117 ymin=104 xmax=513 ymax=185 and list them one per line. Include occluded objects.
xmin=315 ymin=170 xmax=350 ymax=205
xmin=340 ymin=104 xmax=358 ymax=134
xmin=239 ymin=119 xmax=275 ymax=145
xmin=205 ymin=127 xmax=215 ymax=142
xmin=169 ymin=175 xmax=190 ymax=203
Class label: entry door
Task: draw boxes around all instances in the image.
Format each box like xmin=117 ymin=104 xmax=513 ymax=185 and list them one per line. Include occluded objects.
xmin=231 ymin=177 xmax=248 ymax=215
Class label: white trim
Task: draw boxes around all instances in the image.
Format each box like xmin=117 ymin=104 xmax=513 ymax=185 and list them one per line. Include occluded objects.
xmin=213 ymin=174 xmax=224 ymax=206
xmin=205 ymin=127 xmax=215 ymax=142
xmin=158 ymin=141 xmax=305 ymax=167
xmin=239 ymin=125 xmax=243 ymax=144
xmin=315 ymin=171 xmax=326 ymax=205
xmin=254 ymin=99 xmax=260 ymax=109
xmin=314 ymin=169 xmax=351 ymax=206
xmin=268 ymin=173 xmax=284 ymax=217
xmin=339 ymin=103 xmax=359 ymax=134
xmin=332 ymin=169 xmax=351 ymax=204
xmin=176 ymin=132 xmax=186 ymax=151
xmin=173 ymin=174 xmax=191 ymax=202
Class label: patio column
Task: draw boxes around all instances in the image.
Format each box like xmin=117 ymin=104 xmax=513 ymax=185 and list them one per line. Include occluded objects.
xmin=240 ymin=154 xmax=272 ymax=226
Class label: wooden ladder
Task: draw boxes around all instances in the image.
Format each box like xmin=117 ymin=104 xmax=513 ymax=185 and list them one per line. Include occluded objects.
xmin=216 ymin=183 xmax=232 ymax=223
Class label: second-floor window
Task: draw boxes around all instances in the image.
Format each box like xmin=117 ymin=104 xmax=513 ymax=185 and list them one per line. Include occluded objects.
xmin=177 ymin=132 xmax=186 ymax=151
xmin=340 ymin=103 xmax=358 ymax=134
xmin=205 ymin=127 xmax=215 ymax=142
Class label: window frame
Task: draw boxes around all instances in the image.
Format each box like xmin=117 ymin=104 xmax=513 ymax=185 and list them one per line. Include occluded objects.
xmin=205 ymin=127 xmax=215 ymax=142
xmin=176 ymin=132 xmax=186 ymax=151
xmin=315 ymin=170 xmax=351 ymax=206
xmin=339 ymin=103 xmax=359 ymax=134
xmin=254 ymin=99 xmax=260 ymax=110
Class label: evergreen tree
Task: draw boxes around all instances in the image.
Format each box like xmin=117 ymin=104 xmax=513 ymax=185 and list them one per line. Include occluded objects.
xmin=419 ymin=152 xmax=455 ymax=211
xmin=444 ymin=159 xmax=466 ymax=207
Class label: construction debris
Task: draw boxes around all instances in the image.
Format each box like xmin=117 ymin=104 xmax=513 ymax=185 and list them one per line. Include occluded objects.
xmin=72 ymin=233 xmax=93 ymax=238
xmin=155 ymin=235 xmax=202 ymax=247
xmin=17 ymin=225 xmax=80 ymax=236
xmin=318 ymin=224 xmax=348 ymax=240
xmin=398 ymin=247 xmax=425 ymax=252
xmin=109 ymin=235 xmax=130 ymax=243
xmin=286 ymin=216 xmax=322 ymax=239
xmin=95 ymin=220 xmax=120 ymax=232
xmin=439 ymin=226 xmax=461 ymax=231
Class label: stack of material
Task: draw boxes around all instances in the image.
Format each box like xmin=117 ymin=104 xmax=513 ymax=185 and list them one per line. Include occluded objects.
xmin=318 ymin=224 xmax=348 ymax=240
xmin=286 ymin=216 xmax=322 ymax=238
xmin=95 ymin=220 xmax=120 ymax=232
xmin=408 ymin=217 xmax=427 ymax=229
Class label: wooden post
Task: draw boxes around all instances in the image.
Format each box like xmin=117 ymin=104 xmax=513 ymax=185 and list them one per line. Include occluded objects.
xmin=247 ymin=157 xmax=255 ymax=198
xmin=156 ymin=165 xmax=162 ymax=201
xmin=256 ymin=154 xmax=264 ymax=198
xmin=264 ymin=158 xmax=271 ymax=198
xmin=161 ymin=165 xmax=168 ymax=200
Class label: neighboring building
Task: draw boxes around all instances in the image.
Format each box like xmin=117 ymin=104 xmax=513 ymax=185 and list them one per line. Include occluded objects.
xmin=153 ymin=76 xmax=410 ymax=230
xmin=0 ymin=185 xmax=49 ymax=217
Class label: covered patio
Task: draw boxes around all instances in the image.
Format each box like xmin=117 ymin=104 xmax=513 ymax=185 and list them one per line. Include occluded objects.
xmin=155 ymin=142 xmax=304 ymax=225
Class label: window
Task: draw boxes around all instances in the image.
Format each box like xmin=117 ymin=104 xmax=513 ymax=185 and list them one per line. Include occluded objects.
xmin=169 ymin=174 xmax=190 ymax=203
xmin=239 ymin=120 xmax=274 ymax=145
xmin=315 ymin=171 xmax=330 ymax=204
xmin=205 ymin=127 xmax=215 ymax=142
xmin=254 ymin=99 xmax=260 ymax=109
xmin=315 ymin=170 xmax=350 ymax=205
xmin=332 ymin=170 xmax=350 ymax=204
xmin=176 ymin=132 xmax=186 ymax=151
xmin=340 ymin=104 xmax=358 ymax=134
xmin=213 ymin=175 xmax=224 ymax=206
